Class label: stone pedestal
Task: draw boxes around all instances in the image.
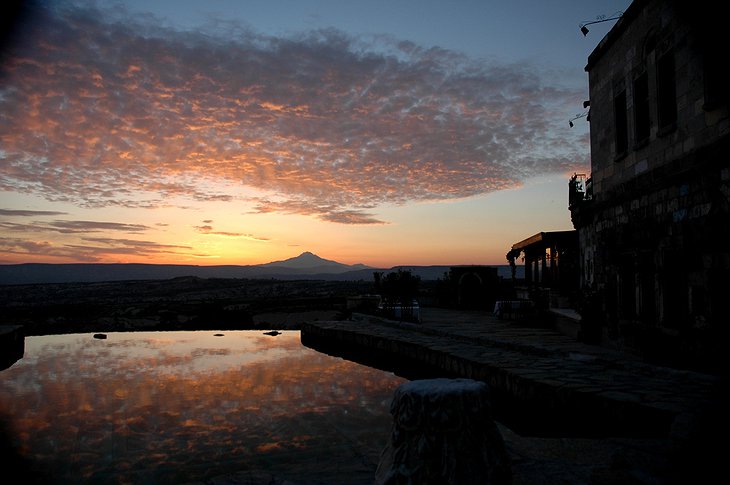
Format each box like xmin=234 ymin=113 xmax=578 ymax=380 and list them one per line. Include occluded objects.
xmin=376 ymin=378 xmax=511 ymax=484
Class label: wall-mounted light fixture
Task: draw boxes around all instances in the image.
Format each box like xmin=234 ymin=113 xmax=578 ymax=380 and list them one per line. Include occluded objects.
xmin=569 ymin=111 xmax=589 ymax=128
xmin=579 ymin=11 xmax=623 ymax=36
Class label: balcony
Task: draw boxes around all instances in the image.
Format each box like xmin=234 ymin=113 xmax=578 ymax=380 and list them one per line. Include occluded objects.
xmin=568 ymin=173 xmax=592 ymax=209
xmin=569 ymin=173 xmax=593 ymax=228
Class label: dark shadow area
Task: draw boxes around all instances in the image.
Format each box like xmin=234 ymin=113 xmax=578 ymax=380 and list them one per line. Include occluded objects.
xmin=0 ymin=277 xmax=369 ymax=336
xmin=300 ymin=329 xmax=678 ymax=440
xmin=301 ymin=328 xmax=728 ymax=484
xmin=0 ymin=416 xmax=52 ymax=484
xmin=0 ymin=326 xmax=24 ymax=371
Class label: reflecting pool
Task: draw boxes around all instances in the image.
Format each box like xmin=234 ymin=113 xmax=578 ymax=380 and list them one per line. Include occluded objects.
xmin=0 ymin=331 xmax=406 ymax=484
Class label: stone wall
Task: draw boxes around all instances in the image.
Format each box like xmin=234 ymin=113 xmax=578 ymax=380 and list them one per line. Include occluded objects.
xmin=571 ymin=0 xmax=730 ymax=372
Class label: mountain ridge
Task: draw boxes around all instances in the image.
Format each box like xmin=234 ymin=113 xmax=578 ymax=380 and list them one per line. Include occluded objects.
xmin=259 ymin=251 xmax=370 ymax=272
xmin=0 ymin=252 xmax=521 ymax=285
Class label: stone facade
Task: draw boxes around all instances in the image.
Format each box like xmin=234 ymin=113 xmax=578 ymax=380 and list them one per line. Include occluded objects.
xmin=570 ymin=0 xmax=730 ymax=371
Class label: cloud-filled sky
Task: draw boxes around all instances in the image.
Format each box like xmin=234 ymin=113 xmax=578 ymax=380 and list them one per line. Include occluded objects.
xmin=0 ymin=0 xmax=630 ymax=267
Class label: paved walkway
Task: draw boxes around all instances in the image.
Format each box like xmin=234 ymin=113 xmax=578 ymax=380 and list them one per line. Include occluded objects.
xmin=298 ymin=307 xmax=728 ymax=483
xmin=328 ymin=308 xmax=724 ymax=437
xmin=204 ymin=307 xmax=727 ymax=484
xmin=304 ymin=308 xmax=723 ymax=434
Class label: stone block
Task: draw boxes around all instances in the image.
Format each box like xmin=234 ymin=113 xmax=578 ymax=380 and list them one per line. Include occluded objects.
xmin=376 ymin=378 xmax=511 ymax=484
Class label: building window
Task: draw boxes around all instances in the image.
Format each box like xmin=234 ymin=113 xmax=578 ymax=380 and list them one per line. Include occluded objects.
xmin=661 ymin=249 xmax=687 ymax=330
xmin=638 ymin=258 xmax=656 ymax=324
xmin=703 ymin=55 xmax=729 ymax=110
xmin=619 ymin=261 xmax=636 ymax=319
xmin=704 ymin=57 xmax=727 ymax=110
xmin=614 ymin=90 xmax=628 ymax=156
xmin=633 ymin=72 xmax=650 ymax=144
xmin=657 ymin=51 xmax=677 ymax=129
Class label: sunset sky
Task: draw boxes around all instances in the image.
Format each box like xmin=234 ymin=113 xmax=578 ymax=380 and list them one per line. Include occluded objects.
xmin=0 ymin=0 xmax=630 ymax=267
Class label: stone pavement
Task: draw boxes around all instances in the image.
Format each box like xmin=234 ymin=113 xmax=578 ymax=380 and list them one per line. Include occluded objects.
xmin=299 ymin=306 xmax=727 ymax=484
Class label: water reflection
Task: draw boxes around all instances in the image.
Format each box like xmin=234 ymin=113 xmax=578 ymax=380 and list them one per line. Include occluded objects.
xmin=0 ymin=331 xmax=406 ymax=484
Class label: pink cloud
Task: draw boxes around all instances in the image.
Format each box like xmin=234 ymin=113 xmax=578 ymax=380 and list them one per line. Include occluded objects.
xmin=0 ymin=2 xmax=589 ymax=224
xmin=0 ymin=234 xmax=202 ymax=262
xmin=0 ymin=209 xmax=67 ymax=217
xmin=0 ymin=219 xmax=149 ymax=234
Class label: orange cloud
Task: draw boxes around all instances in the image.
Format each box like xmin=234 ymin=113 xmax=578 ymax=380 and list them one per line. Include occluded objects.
xmin=193 ymin=220 xmax=271 ymax=240
xmin=0 ymin=2 xmax=589 ymax=224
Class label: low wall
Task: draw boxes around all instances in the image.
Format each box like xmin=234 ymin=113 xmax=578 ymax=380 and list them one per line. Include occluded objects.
xmin=548 ymin=308 xmax=581 ymax=339
xmin=300 ymin=321 xmax=674 ymax=439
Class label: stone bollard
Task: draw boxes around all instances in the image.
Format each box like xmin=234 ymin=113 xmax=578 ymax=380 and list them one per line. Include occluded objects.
xmin=375 ymin=378 xmax=511 ymax=485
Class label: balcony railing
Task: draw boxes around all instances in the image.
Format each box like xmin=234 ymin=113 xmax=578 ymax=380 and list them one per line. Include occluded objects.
xmin=569 ymin=173 xmax=592 ymax=209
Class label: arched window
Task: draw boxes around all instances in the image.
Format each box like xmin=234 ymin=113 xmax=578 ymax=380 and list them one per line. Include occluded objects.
xmin=656 ymin=50 xmax=677 ymax=130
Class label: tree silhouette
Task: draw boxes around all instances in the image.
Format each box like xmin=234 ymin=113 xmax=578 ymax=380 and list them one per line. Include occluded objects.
xmin=374 ymin=269 xmax=421 ymax=305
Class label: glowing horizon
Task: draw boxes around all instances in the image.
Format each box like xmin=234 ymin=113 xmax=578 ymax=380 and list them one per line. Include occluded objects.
xmin=1 ymin=1 xmax=622 ymax=268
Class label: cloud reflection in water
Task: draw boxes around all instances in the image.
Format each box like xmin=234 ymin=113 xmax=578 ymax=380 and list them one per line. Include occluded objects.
xmin=0 ymin=331 xmax=405 ymax=483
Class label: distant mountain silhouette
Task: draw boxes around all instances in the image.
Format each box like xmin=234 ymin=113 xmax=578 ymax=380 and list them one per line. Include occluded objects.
xmin=0 ymin=252 xmax=371 ymax=285
xmin=0 ymin=253 xmax=521 ymax=285
xmin=260 ymin=251 xmax=370 ymax=273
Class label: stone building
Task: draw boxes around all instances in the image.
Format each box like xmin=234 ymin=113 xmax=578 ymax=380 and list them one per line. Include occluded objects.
xmin=569 ymin=0 xmax=729 ymax=370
